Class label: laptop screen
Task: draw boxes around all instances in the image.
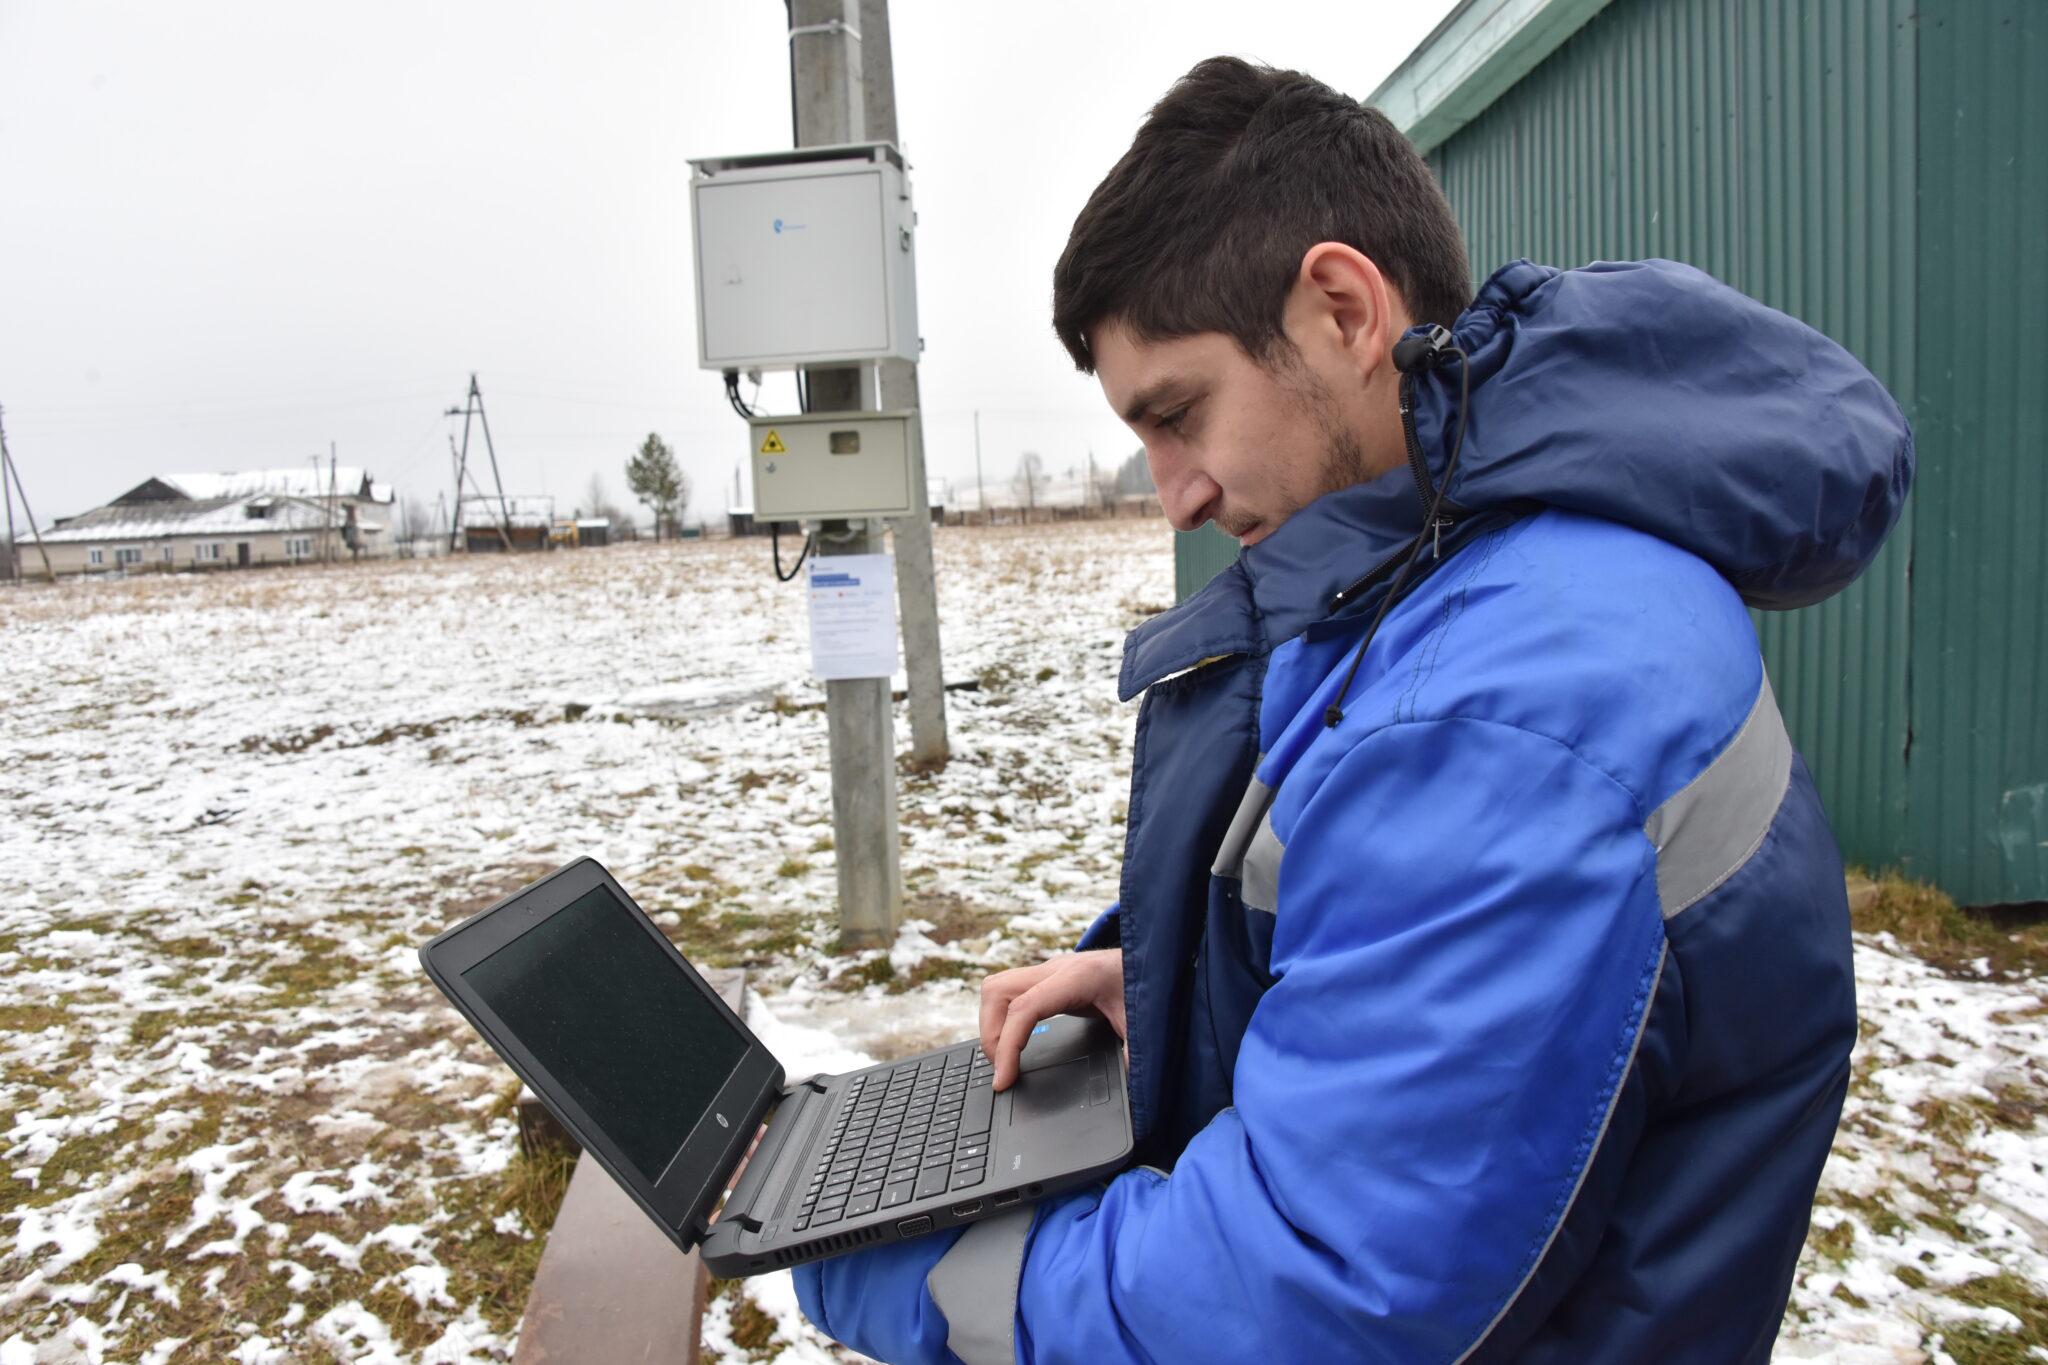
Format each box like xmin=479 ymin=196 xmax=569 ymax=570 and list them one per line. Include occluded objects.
xmin=461 ymin=884 xmax=749 ymax=1183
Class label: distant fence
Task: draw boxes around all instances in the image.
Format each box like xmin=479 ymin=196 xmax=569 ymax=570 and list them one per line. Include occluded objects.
xmin=939 ymin=497 xmax=1161 ymax=527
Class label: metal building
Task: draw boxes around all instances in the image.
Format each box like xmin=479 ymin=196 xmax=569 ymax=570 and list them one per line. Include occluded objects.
xmin=1172 ymin=0 xmax=2044 ymax=904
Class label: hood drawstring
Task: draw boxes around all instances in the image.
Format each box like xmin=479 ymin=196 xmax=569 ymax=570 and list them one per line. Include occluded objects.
xmin=1323 ymin=327 xmax=1472 ymax=729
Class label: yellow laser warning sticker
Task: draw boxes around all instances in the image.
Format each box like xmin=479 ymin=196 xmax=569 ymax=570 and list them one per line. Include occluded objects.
xmin=758 ymin=428 xmax=788 ymax=455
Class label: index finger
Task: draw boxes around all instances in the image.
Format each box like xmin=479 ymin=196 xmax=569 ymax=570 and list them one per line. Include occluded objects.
xmin=978 ymin=959 xmax=1062 ymax=1062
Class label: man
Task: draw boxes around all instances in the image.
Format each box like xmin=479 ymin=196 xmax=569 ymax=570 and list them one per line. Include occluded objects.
xmin=798 ymin=57 xmax=1911 ymax=1363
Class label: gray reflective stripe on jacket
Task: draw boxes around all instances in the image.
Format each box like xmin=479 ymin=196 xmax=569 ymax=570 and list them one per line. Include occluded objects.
xmin=1211 ymin=775 xmax=1283 ymax=914
xmin=1646 ymin=670 xmax=1793 ymax=919
xmin=926 ymin=1206 xmax=1034 ymax=1365
xmin=1212 ymin=669 xmax=1790 ymax=926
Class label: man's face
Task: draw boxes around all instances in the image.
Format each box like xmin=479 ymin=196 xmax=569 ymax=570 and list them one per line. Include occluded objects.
xmin=1092 ymin=321 xmax=1374 ymax=546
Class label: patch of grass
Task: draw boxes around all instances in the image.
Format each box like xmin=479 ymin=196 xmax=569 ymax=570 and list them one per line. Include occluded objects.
xmin=260 ymin=932 xmax=351 ymax=1006
xmin=904 ymin=892 xmax=1008 ymax=946
xmin=240 ymin=724 xmax=337 ymax=754
xmin=776 ymin=858 xmax=811 ymax=880
xmin=729 ymin=1292 xmax=780 ymax=1354
xmin=45 ymin=913 xmax=121 ymax=935
xmin=735 ymin=770 xmax=772 ymax=794
xmin=1903 ymin=1179 xmax=1979 ymax=1243
xmin=707 ymin=1278 xmax=782 ymax=1359
xmin=1948 ymin=1273 xmax=2048 ymax=1337
xmin=660 ymin=902 xmax=811 ymax=970
xmin=1812 ymin=1188 xmax=1910 ymax=1241
xmin=897 ymin=958 xmax=985 ymax=992
xmin=0 ymin=1003 xmax=69 ymax=1032
xmin=1929 ymin=1319 xmax=2037 ymax=1365
xmin=1035 ymin=666 xmax=1057 ymax=683
xmin=809 ymin=835 xmax=835 ymax=854
xmin=683 ymin=864 xmax=715 ymax=881
xmin=832 ymin=956 xmax=897 ymax=991
xmin=156 ymin=935 xmax=222 ymax=959
xmin=1852 ymin=870 xmax=2048 ymax=977
xmin=434 ymin=1146 xmax=579 ymax=1337
xmin=1809 ymin=1218 xmax=1855 ymax=1263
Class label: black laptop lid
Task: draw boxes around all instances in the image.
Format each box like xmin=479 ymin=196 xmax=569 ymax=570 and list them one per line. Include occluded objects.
xmin=420 ymin=858 xmax=784 ymax=1243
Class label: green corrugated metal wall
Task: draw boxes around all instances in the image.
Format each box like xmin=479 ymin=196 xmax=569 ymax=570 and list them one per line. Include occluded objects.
xmin=1424 ymin=0 xmax=2043 ymax=903
xmin=1175 ymin=525 xmax=1241 ymax=604
xmin=1910 ymin=1 xmax=2046 ymax=904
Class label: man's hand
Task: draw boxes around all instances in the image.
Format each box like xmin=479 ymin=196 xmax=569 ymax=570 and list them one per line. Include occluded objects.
xmin=978 ymin=949 xmax=1126 ymax=1091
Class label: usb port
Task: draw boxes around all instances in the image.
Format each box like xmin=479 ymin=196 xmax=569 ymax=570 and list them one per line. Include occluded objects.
xmin=993 ymin=1190 xmax=1021 ymax=1207
xmin=951 ymin=1200 xmax=984 ymax=1218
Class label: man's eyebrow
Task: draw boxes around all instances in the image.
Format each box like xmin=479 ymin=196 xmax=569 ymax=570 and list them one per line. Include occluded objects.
xmin=1120 ymin=376 xmax=1192 ymax=426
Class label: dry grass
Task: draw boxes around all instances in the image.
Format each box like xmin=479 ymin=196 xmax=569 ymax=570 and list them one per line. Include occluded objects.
xmin=1850 ymin=870 xmax=2048 ymax=978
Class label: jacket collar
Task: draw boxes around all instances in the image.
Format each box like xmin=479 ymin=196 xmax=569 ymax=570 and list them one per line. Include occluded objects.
xmin=1119 ymin=471 xmax=1423 ymax=700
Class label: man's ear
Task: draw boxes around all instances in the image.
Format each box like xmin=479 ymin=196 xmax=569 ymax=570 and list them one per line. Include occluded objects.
xmin=1288 ymin=243 xmax=1398 ymax=381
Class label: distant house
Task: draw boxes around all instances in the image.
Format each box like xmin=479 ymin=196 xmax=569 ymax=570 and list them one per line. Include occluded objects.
xmin=37 ymin=469 xmax=395 ymax=575
xmin=461 ymin=495 xmax=554 ymax=553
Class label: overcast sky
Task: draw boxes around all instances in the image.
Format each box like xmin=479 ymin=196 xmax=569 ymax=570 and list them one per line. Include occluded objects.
xmin=0 ymin=1 xmax=1457 ymax=527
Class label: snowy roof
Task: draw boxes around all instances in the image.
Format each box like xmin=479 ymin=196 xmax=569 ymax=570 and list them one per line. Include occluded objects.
xmin=132 ymin=468 xmax=393 ymax=504
xmin=40 ymin=495 xmax=338 ymax=544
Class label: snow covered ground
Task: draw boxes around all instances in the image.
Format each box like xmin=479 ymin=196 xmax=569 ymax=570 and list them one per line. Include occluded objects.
xmin=2 ymin=519 xmax=2042 ymax=1364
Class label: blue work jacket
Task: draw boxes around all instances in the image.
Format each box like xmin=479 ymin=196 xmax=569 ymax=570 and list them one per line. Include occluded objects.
xmin=797 ymin=259 xmax=1915 ymax=1364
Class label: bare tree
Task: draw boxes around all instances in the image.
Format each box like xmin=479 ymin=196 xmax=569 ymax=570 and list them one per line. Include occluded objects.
xmin=1013 ymin=451 xmax=1047 ymax=514
xmin=396 ymin=497 xmax=433 ymax=555
xmin=1087 ymin=451 xmax=1116 ymax=511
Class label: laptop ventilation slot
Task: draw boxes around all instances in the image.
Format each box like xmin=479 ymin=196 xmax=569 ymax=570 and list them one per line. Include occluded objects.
xmin=773 ymin=1224 xmax=884 ymax=1266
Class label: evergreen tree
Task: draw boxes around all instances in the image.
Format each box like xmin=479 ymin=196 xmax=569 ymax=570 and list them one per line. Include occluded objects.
xmin=1115 ymin=447 xmax=1156 ymax=495
xmin=625 ymin=433 xmax=688 ymax=539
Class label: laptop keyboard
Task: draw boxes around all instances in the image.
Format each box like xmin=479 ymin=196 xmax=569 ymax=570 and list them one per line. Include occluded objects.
xmin=794 ymin=1042 xmax=996 ymax=1232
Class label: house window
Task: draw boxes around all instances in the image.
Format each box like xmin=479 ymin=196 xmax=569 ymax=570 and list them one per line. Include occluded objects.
xmin=89 ymin=548 xmax=105 ymax=566
xmin=285 ymin=536 xmax=312 ymax=559
xmin=114 ymin=547 xmax=143 ymax=567
xmin=196 ymin=543 xmax=222 ymax=562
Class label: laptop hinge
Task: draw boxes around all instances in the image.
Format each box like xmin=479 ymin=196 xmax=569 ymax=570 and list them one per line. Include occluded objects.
xmin=718 ymin=1078 xmax=828 ymax=1230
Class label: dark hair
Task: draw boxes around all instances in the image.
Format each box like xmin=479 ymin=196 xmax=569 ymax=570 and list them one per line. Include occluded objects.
xmin=1052 ymin=57 xmax=1471 ymax=372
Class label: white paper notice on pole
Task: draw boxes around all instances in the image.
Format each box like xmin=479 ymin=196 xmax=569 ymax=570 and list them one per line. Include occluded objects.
xmin=807 ymin=553 xmax=899 ymax=681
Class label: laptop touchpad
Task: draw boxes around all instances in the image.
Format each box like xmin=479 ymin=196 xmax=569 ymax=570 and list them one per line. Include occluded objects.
xmin=1007 ymin=1058 xmax=1093 ymax=1122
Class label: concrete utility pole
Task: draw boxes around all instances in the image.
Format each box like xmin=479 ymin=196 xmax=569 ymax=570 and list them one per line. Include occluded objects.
xmin=857 ymin=0 xmax=949 ymax=770
xmin=790 ymin=0 xmax=902 ymax=949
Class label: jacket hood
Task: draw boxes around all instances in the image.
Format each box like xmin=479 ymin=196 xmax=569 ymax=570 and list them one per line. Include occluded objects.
xmin=1415 ymin=258 xmax=1912 ymax=611
xmin=1121 ymin=258 xmax=1913 ymax=698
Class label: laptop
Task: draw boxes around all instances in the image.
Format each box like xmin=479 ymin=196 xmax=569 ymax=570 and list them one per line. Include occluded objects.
xmin=418 ymin=857 xmax=1133 ymax=1277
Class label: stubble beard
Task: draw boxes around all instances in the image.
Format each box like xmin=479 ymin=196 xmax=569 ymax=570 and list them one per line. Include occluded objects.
xmin=1217 ymin=357 xmax=1377 ymax=542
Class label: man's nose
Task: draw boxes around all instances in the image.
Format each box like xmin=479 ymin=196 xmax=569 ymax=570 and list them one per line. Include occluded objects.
xmin=1151 ymin=452 xmax=1217 ymax=533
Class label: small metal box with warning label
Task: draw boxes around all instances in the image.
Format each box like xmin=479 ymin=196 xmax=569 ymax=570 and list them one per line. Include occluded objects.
xmin=748 ymin=411 xmax=916 ymax=521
